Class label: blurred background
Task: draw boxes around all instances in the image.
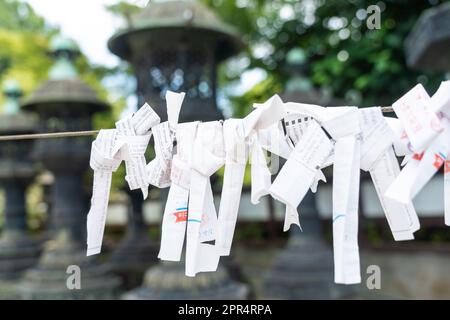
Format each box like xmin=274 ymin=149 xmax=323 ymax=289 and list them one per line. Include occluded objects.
xmin=0 ymin=0 xmax=449 ymax=300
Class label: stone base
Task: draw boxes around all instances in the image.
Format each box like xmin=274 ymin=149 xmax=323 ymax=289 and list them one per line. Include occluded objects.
xmin=106 ymin=230 xmax=159 ymax=290
xmin=263 ymin=236 xmax=352 ymax=299
xmin=0 ymin=231 xmax=41 ymax=281
xmin=17 ymin=231 xmax=121 ymax=300
xmin=0 ymin=280 xmax=21 ymax=300
xmin=122 ymin=262 xmax=249 ymax=300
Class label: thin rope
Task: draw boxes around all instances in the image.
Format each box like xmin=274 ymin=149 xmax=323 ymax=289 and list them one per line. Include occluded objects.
xmin=380 ymin=106 xmax=394 ymax=113
xmin=0 ymin=106 xmax=395 ymax=142
xmin=0 ymin=130 xmax=100 ymax=141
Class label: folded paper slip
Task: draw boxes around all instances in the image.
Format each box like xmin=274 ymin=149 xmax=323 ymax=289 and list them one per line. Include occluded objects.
xmin=385 ymin=118 xmax=450 ymax=205
xmin=216 ymin=95 xmax=286 ymax=257
xmin=86 ymin=129 xmax=122 ymax=256
xmin=322 ymin=107 xmax=362 ymax=285
xmin=186 ymin=121 xmax=225 ymax=277
xmin=146 ymin=91 xmax=185 ymax=188
xmin=158 ymin=122 xmax=198 ymax=262
xmin=269 ymin=120 xmax=333 ymax=222
xmin=86 ymin=102 xmax=160 ymax=256
xmin=115 ymin=103 xmax=160 ymax=199
xmin=359 ymin=107 xmax=419 ymax=241
xmin=392 ymin=83 xmax=443 ymax=152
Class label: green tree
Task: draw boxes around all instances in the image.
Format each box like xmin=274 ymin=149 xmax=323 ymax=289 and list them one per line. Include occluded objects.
xmin=202 ymin=0 xmax=447 ymax=115
xmin=0 ymin=0 xmax=56 ymax=107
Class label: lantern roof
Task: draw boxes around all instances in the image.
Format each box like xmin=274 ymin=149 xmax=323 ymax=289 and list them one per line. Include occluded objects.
xmin=108 ymin=0 xmax=245 ymax=62
xmin=0 ymin=80 xmax=37 ymax=134
xmin=21 ymin=79 xmax=109 ymax=113
xmin=22 ymin=36 xmax=109 ymax=114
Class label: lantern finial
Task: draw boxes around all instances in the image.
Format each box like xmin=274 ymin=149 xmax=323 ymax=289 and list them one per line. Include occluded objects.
xmin=48 ymin=35 xmax=80 ymax=80
xmin=2 ymin=80 xmax=23 ymax=114
xmin=285 ymin=48 xmax=312 ymax=92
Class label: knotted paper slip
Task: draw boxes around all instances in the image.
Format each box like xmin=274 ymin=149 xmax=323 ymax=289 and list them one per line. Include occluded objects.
xmin=146 ymin=91 xmax=185 ymax=188
xmin=272 ymin=103 xmax=337 ymax=231
xmin=158 ymin=122 xmax=198 ymax=262
xmin=158 ymin=121 xmax=225 ymax=276
xmin=216 ymin=95 xmax=286 ymax=256
xmin=87 ymin=103 xmax=160 ymax=256
xmin=359 ymin=108 xmax=419 ymax=241
xmin=186 ymin=121 xmax=225 ymax=276
xmin=322 ymin=107 xmax=362 ymax=284
xmin=386 ymin=82 xmax=450 ymax=226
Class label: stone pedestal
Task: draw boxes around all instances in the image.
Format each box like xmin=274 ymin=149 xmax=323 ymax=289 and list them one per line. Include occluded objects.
xmin=0 ymin=181 xmax=41 ymax=279
xmin=107 ymin=189 xmax=158 ymax=290
xmin=263 ymin=193 xmax=337 ymax=299
xmin=19 ymin=231 xmax=119 ymax=299
xmin=123 ymin=262 xmax=249 ymax=300
xmin=0 ymin=106 xmax=41 ymax=298
xmin=18 ymin=171 xmax=121 ymax=299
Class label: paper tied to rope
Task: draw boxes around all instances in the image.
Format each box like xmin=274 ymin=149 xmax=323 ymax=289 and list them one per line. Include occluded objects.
xmin=186 ymin=121 xmax=225 ymax=277
xmin=282 ymin=111 xmax=329 ymax=192
xmin=321 ymin=107 xmax=362 ymax=284
xmin=215 ymin=95 xmax=286 ymax=257
xmin=429 ymin=81 xmax=450 ymax=226
xmin=146 ymin=91 xmax=185 ymax=188
xmin=86 ymin=129 xmax=122 ymax=256
xmin=359 ymin=107 xmax=419 ymax=241
xmin=115 ymin=103 xmax=160 ymax=199
xmin=268 ymin=102 xmax=331 ymax=232
xmin=269 ymin=116 xmax=333 ymax=232
xmin=392 ymin=83 xmax=444 ymax=153
xmin=86 ymin=102 xmax=160 ymax=256
xmin=158 ymin=122 xmax=198 ymax=262
xmin=386 ymin=82 xmax=450 ymax=225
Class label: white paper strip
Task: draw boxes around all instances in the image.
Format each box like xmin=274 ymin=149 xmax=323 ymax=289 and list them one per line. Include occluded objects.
xmin=269 ymin=120 xmax=333 ymax=230
xmin=185 ymin=121 xmax=224 ymax=277
xmin=146 ymin=91 xmax=185 ymax=188
xmin=385 ymin=118 xmax=450 ymax=204
xmin=445 ymin=156 xmax=450 ymax=226
xmin=392 ymin=84 xmax=443 ymax=152
xmin=158 ymin=122 xmax=198 ymax=261
xmin=215 ymin=95 xmax=286 ymax=257
xmin=332 ymin=135 xmax=361 ymax=284
xmin=359 ymin=107 xmax=419 ymax=241
xmin=86 ymin=129 xmax=122 ymax=256
xmin=115 ymin=103 xmax=160 ymax=199
xmin=216 ymin=119 xmax=248 ymax=256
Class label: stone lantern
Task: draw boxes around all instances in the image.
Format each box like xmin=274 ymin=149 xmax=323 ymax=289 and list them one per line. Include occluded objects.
xmin=405 ymin=2 xmax=450 ymax=72
xmin=108 ymin=0 xmax=243 ymax=122
xmin=263 ymin=48 xmax=345 ymax=299
xmin=19 ymin=36 xmax=120 ymax=299
xmin=0 ymin=81 xmax=40 ymax=298
xmin=108 ymin=0 xmax=248 ymax=299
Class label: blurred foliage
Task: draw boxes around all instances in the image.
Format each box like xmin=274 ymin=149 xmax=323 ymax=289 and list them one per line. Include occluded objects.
xmin=0 ymin=0 xmax=55 ymax=107
xmin=0 ymin=1 xmax=130 ymax=224
xmin=105 ymin=1 xmax=141 ymax=27
xmin=0 ymin=0 xmax=126 ymax=123
xmin=203 ymin=0 xmax=447 ymax=117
